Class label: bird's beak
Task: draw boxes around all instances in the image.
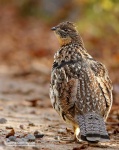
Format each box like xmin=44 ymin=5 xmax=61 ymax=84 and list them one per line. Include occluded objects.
xmin=51 ymin=26 xmax=57 ymax=31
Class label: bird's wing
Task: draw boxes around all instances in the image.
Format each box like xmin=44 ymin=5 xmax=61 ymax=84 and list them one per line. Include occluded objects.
xmin=50 ymin=63 xmax=79 ymax=123
xmin=89 ymin=59 xmax=113 ymax=119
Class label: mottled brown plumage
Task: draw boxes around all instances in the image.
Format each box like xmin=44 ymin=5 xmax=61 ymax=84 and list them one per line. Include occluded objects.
xmin=50 ymin=21 xmax=113 ymax=143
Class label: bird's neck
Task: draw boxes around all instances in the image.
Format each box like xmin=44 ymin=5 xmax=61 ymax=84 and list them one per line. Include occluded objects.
xmin=59 ymin=37 xmax=72 ymax=47
xmin=59 ymin=34 xmax=85 ymax=48
xmin=54 ymin=43 xmax=86 ymax=64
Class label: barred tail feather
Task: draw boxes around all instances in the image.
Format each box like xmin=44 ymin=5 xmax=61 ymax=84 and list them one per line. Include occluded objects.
xmin=77 ymin=112 xmax=110 ymax=143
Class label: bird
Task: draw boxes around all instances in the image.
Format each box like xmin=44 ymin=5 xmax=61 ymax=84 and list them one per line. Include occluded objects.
xmin=50 ymin=21 xmax=113 ymax=143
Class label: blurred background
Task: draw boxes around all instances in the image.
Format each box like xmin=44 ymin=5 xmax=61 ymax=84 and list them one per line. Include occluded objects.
xmin=0 ymin=0 xmax=119 ymax=147
xmin=0 ymin=0 xmax=119 ymax=104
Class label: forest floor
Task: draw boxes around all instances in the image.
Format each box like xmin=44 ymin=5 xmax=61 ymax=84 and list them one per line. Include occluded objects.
xmin=0 ymin=71 xmax=119 ymax=150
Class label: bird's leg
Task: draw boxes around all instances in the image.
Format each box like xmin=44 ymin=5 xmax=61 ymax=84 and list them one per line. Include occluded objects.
xmin=74 ymin=126 xmax=83 ymax=143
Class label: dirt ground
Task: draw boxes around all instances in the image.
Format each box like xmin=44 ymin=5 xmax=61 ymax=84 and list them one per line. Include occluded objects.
xmin=0 ymin=70 xmax=119 ymax=150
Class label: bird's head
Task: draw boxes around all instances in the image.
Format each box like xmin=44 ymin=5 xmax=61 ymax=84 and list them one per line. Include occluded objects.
xmin=51 ymin=21 xmax=80 ymax=47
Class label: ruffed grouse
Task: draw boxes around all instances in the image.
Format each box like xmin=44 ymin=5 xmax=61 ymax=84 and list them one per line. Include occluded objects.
xmin=50 ymin=21 xmax=113 ymax=143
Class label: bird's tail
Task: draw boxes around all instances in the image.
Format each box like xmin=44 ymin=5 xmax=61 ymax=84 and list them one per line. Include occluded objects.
xmin=77 ymin=112 xmax=110 ymax=143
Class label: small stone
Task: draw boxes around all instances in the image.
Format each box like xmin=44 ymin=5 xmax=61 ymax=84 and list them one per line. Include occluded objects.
xmin=21 ymin=138 xmax=28 ymax=142
xmin=8 ymin=136 xmax=16 ymax=141
xmin=25 ymin=134 xmax=35 ymax=141
xmin=16 ymin=138 xmax=28 ymax=146
xmin=6 ymin=126 xmax=13 ymax=129
xmin=16 ymin=138 xmax=23 ymax=143
xmin=16 ymin=138 xmax=28 ymax=143
xmin=28 ymin=122 xmax=35 ymax=126
xmin=19 ymin=125 xmax=24 ymax=129
xmin=34 ymin=130 xmax=39 ymax=135
xmin=6 ymin=138 xmax=10 ymax=142
xmin=34 ymin=130 xmax=44 ymax=138
xmin=0 ymin=118 xmax=7 ymax=124
xmin=54 ymin=136 xmax=60 ymax=140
